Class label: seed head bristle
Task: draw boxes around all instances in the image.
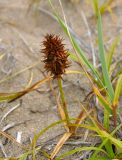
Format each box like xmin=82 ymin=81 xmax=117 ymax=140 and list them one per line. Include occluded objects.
xmin=41 ymin=34 xmax=70 ymax=78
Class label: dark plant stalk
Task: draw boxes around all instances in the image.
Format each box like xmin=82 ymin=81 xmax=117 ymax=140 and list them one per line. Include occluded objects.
xmin=113 ymin=104 xmax=117 ymax=128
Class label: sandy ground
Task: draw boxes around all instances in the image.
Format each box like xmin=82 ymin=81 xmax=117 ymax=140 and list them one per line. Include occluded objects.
xmin=0 ymin=0 xmax=122 ymax=159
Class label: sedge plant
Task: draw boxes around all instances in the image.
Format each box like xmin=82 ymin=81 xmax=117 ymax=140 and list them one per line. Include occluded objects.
xmin=41 ymin=33 xmax=70 ymax=128
xmin=0 ymin=0 xmax=122 ymax=159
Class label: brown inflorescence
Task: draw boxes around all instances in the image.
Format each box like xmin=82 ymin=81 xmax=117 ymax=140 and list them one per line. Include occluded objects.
xmin=41 ymin=34 xmax=70 ymax=78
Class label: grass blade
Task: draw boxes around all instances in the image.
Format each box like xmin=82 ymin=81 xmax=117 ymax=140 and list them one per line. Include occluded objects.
xmin=112 ymin=74 xmax=122 ymax=127
xmin=97 ymin=11 xmax=114 ymax=101
xmin=106 ymin=36 xmax=121 ymax=71
xmin=50 ymin=132 xmax=72 ymax=160
xmin=93 ymin=86 xmax=112 ymax=113
xmin=113 ymin=74 xmax=122 ymax=106
xmin=0 ymin=76 xmax=51 ymax=102
xmin=92 ymin=0 xmax=99 ymax=16
xmin=55 ymin=147 xmax=108 ymax=160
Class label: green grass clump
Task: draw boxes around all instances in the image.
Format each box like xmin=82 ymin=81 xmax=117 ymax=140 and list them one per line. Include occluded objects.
xmin=47 ymin=0 xmax=122 ymax=159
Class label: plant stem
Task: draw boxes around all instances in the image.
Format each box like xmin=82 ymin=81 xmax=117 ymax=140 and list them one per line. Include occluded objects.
xmin=113 ymin=105 xmax=117 ymax=128
xmin=57 ymin=78 xmax=69 ymax=125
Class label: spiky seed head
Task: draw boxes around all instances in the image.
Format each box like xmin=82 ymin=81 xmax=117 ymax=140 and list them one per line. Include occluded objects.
xmin=41 ymin=34 xmax=70 ymax=78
